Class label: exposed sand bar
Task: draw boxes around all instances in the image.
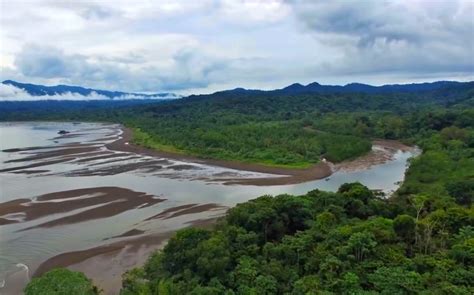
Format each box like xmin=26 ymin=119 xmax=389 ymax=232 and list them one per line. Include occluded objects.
xmin=145 ymin=203 xmax=227 ymax=220
xmin=107 ymin=127 xmax=416 ymax=186
xmin=107 ymin=127 xmax=333 ymax=185
xmin=1 ymin=124 xmax=415 ymax=184
xmin=2 ymin=146 xmax=54 ymax=152
xmin=35 ymin=233 xmax=171 ymax=295
xmin=0 ymin=159 xmax=69 ymax=173
xmin=107 ymin=229 xmax=145 ymax=239
xmin=334 ymin=139 xmax=418 ymax=172
xmin=0 ymin=122 xmax=418 ymax=295
xmin=5 ymin=146 xmax=100 ymax=163
xmin=0 ymin=187 xmax=165 ymax=228
xmin=33 ymin=217 xmax=220 ymax=295
xmin=1 ymin=142 xmax=100 ymax=153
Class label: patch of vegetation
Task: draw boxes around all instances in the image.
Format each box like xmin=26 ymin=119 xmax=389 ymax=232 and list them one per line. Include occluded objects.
xmin=25 ymin=268 xmax=99 ymax=295
xmin=2 ymin=84 xmax=472 ymax=167
xmin=119 ymin=182 xmax=473 ymax=294
xmin=128 ymin=120 xmax=371 ymax=167
xmin=17 ymin=83 xmax=474 ymax=294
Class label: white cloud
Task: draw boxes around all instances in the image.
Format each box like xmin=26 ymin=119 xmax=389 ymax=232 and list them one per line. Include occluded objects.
xmin=0 ymin=0 xmax=472 ymax=94
xmin=218 ymin=0 xmax=290 ymax=24
xmin=0 ymin=83 xmax=105 ymax=101
xmin=0 ymin=83 xmax=177 ymax=101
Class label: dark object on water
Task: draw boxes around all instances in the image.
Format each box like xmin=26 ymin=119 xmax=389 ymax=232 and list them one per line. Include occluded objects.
xmin=57 ymin=130 xmax=70 ymax=135
xmin=325 ymin=178 xmax=330 ymax=181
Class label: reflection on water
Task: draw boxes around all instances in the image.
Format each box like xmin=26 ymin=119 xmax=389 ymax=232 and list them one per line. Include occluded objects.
xmin=0 ymin=122 xmax=419 ymax=293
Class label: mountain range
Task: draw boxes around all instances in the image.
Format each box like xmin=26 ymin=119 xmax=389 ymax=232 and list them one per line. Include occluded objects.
xmin=1 ymin=80 xmax=181 ymax=100
xmin=214 ymin=80 xmax=473 ymax=96
xmin=2 ymin=79 xmax=473 ymax=101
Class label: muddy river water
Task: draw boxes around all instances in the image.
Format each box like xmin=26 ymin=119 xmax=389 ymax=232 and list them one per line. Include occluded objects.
xmin=0 ymin=122 xmax=420 ymax=294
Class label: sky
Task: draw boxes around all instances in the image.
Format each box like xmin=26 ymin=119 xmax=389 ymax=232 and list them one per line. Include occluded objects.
xmin=0 ymin=0 xmax=473 ymax=95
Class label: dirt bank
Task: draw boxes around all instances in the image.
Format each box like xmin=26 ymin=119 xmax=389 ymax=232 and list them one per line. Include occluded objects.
xmin=107 ymin=127 xmax=416 ymax=186
xmin=335 ymin=139 xmax=417 ymax=172
xmin=33 ymin=217 xmax=220 ymax=295
xmin=107 ymin=127 xmax=333 ymax=185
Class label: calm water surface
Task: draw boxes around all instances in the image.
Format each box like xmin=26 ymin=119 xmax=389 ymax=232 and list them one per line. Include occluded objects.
xmin=0 ymin=122 xmax=419 ymax=293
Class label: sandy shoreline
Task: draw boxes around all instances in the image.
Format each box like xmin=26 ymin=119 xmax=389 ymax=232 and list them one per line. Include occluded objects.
xmin=0 ymin=188 xmax=225 ymax=294
xmin=106 ymin=126 xmax=415 ymax=186
xmin=32 ymin=217 xmax=220 ymax=295
xmin=1 ymin=124 xmax=414 ymax=185
xmin=0 ymin=123 xmax=417 ymax=294
xmin=32 ymin=234 xmax=169 ymax=295
xmin=107 ymin=127 xmax=334 ymax=186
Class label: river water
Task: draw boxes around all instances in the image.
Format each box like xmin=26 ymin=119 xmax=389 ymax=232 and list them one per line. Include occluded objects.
xmin=0 ymin=122 xmax=419 ymax=294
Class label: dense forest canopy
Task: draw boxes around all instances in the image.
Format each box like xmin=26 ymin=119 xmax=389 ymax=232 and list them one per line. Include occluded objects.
xmin=119 ymin=182 xmax=473 ymax=294
xmin=2 ymin=82 xmax=473 ymax=167
xmin=3 ymin=82 xmax=473 ymax=294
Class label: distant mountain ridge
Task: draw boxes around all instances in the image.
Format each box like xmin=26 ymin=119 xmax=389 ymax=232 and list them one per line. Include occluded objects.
xmin=2 ymin=80 xmax=181 ymax=99
xmin=2 ymin=79 xmax=473 ymax=101
xmin=215 ymin=80 xmax=472 ymax=96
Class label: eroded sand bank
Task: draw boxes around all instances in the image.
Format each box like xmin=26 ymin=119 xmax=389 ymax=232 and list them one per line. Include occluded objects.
xmin=107 ymin=127 xmax=416 ymax=185
xmin=32 ymin=217 xmax=220 ymax=295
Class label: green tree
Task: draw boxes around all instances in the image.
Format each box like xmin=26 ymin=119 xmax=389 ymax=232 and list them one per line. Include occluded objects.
xmin=254 ymin=275 xmax=277 ymax=295
xmin=158 ymin=227 xmax=210 ymax=275
xmin=293 ymin=275 xmax=321 ymax=295
xmin=394 ymin=214 xmax=416 ymax=245
xmin=339 ymin=272 xmax=362 ymax=294
xmin=368 ymin=267 xmax=423 ymax=294
xmin=345 ymin=232 xmax=377 ymax=262
xmin=121 ymin=268 xmax=150 ymax=295
xmin=440 ymin=126 xmax=468 ymax=143
xmin=451 ymin=226 xmax=474 ymax=265
xmin=25 ymin=268 xmax=99 ymax=295
xmin=446 ymin=180 xmax=474 ymax=206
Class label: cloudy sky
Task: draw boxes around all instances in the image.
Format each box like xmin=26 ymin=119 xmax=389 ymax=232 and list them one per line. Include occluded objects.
xmin=1 ymin=0 xmax=473 ymax=95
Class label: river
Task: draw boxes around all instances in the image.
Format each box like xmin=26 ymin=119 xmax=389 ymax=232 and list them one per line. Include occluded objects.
xmin=0 ymin=122 xmax=419 ymax=294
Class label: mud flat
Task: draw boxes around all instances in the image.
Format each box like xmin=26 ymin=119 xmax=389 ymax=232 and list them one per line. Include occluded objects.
xmin=2 ymin=124 xmax=414 ymax=185
xmin=145 ymin=203 xmax=227 ymax=220
xmin=1 ymin=195 xmax=227 ymax=294
xmin=334 ymin=139 xmax=418 ymax=172
xmin=0 ymin=187 xmax=165 ymax=227
xmin=33 ymin=216 xmax=221 ymax=295
xmin=107 ymin=127 xmax=417 ymax=186
xmin=0 ymin=122 xmax=419 ymax=294
xmin=32 ymin=235 xmax=168 ymax=295
xmin=108 ymin=127 xmax=334 ymax=185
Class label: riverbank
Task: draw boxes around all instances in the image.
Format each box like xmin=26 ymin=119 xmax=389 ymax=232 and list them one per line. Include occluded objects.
xmin=0 ymin=122 xmax=419 ymax=294
xmin=32 ymin=217 xmax=219 ymax=295
xmin=107 ymin=127 xmax=416 ymax=186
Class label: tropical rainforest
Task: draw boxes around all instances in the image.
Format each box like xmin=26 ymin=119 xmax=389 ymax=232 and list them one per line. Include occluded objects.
xmin=2 ymin=81 xmax=473 ymax=294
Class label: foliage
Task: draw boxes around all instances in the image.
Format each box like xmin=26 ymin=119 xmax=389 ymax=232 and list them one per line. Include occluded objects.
xmin=119 ymin=183 xmax=473 ymax=294
xmin=3 ymin=84 xmax=472 ymax=167
xmin=24 ymin=268 xmax=99 ymax=295
xmin=5 ymin=82 xmax=474 ymax=294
